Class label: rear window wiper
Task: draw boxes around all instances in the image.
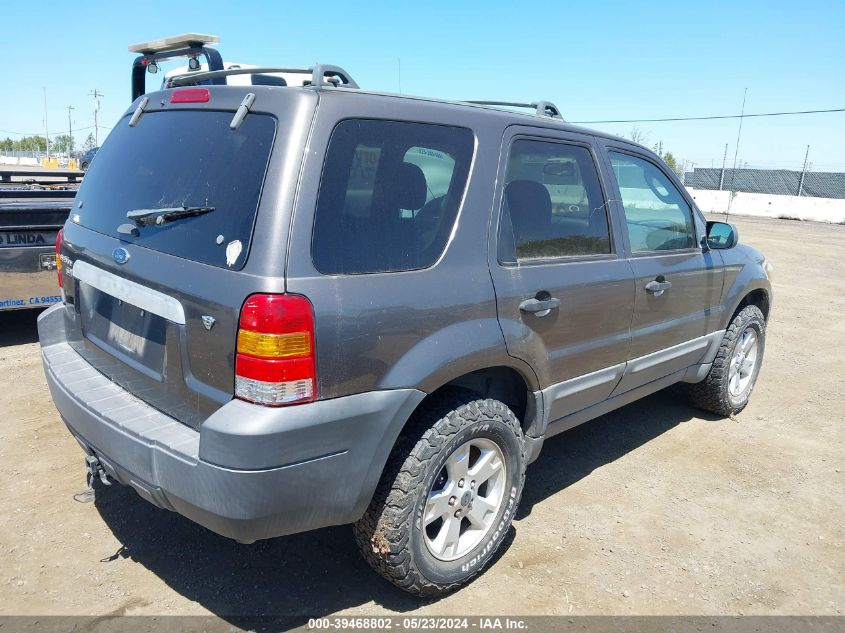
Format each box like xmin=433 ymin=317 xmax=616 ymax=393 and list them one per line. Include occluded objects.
xmin=126 ymin=205 xmax=216 ymax=227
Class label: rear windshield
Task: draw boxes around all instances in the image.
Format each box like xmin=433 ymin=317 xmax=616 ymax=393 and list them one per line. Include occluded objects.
xmin=73 ymin=110 xmax=276 ymax=269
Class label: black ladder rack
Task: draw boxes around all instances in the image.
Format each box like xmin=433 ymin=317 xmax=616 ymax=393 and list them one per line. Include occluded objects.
xmin=463 ymin=100 xmax=563 ymax=120
xmin=166 ymin=64 xmax=360 ymax=90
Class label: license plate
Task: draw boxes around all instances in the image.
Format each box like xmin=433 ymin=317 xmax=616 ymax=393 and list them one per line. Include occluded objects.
xmin=39 ymin=253 xmax=57 ymax=270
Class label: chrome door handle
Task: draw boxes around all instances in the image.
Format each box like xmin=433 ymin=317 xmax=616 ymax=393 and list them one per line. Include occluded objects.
xmin=519 ymin=296 xmax=561 ymax=315
xmin=645 ymin=276 xmax=672 ymax=296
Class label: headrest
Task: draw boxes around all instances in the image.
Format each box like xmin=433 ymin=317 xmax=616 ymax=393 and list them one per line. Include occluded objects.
xmin=393 ymin=162 xmax=427 ymax=211
xmin=504 ymin=180 xmax=552 ymax=238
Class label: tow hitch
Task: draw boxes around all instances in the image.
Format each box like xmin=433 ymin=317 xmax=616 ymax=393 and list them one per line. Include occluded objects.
xmin=73 ymin=455 xmax=112 ymax=503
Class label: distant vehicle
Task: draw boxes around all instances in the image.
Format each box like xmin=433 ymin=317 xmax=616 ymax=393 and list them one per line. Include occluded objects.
xmin=79 ymin=147 xmax=98 ymax=171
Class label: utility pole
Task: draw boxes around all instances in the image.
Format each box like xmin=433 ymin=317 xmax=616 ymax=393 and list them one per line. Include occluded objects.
xmin=89 ymin=89 xmax=103 ymax=146
xmin=726 ymin=88 xmax=747 ymax=218
xmin=798 ymin=145 xmax=810 ymax=197
xmin=43 ymin=87 xmax=50 ymax=158
xmin=718 ymin=143 xmax=728 ymax=190
xmin=67 ymin=105 xmax=75 ymax=154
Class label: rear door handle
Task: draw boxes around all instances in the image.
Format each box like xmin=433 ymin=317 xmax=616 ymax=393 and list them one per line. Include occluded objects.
xmin=645 ymin=276 xmax=672 ymax=296
xmin=519 ymin=296 xmax=561 ymax=315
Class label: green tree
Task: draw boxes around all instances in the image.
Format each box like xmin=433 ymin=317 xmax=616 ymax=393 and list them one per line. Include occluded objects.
xmin=663 ymin=152 xmax=678 ymax=172
xmin=52 ymin=134 xmax=74 ymax=153
xmin=15 ymin=136 xmax=47 ymax=152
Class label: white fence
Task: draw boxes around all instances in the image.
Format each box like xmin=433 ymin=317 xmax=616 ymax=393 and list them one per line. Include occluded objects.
xmin=0 ymin=155 xmax=40 ymax=166
xmin=686 ymin=188 xmax=845 ymax=224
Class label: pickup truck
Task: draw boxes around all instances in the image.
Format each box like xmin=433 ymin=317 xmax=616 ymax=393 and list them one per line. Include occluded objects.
xmin=0 ymin=187 xmax=74 ymax=310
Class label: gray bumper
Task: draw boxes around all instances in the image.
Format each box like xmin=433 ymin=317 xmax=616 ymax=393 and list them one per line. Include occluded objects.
xmin=38 ymin=304 xmax=424 ymax=542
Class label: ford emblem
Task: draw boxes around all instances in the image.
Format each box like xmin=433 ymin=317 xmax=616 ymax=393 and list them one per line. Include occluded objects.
xmin=113 ymin=247 xmax=130 ymax=264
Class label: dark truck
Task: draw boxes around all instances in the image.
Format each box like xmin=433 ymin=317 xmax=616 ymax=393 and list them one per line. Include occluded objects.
xmin=0 ymin=187 xmax=74 ymax=310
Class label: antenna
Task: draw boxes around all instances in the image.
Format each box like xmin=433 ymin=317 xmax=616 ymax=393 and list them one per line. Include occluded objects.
xmin=725 ymin=87 xmax=747 ymax=219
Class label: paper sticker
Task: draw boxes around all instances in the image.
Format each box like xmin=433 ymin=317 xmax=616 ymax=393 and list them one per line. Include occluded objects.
xmin=226 ymin=240 xmax=242 ymax=267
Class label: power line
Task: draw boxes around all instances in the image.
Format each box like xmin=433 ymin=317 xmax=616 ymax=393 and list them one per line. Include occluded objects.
xmin=572 ymin=107 xmax=845 ymax=124
xmin=4 ymin=107 xmax=842 ymax=136
xmin=0 ymin=124 xmax=112 ymax=137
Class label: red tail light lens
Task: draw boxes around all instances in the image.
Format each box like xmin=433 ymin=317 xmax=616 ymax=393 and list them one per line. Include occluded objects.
xmin=170 ymin=88 xmax=211 ymax=103
xmin=55 ymin=228 xmax=64 ymax=290
xmin=235 ymin=294 xmax=316 ymax=406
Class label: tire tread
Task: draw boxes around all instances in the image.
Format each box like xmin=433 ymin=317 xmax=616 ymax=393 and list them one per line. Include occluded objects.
xmin=687 ymin=305 xmax=765 ymax=416
xmin=352 ymin=389 xmax=525 ymax=597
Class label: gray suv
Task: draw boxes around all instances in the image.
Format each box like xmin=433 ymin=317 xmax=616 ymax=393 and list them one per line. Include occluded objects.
xmin=39 ymin=65 xmax=771 ymax=596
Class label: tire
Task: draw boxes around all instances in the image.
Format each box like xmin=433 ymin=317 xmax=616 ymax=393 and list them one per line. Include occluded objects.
xmin=353 ymin=390 xmax=526 ymax=597
xmin=687 ymin=304 xmax=766 ymax=416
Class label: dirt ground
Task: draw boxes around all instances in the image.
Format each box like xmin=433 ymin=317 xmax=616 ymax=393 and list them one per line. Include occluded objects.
xmin=1 ymin=215 xmax=843 ymax=622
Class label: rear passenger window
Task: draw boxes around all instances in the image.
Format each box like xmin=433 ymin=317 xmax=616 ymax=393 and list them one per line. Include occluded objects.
xmin=609 ymin=152 xmax=696 ymax=252
xmin=312 ymin=120 xmax=474 ymax=274
xmin=498 ymin=139 xmax=611 ymax=263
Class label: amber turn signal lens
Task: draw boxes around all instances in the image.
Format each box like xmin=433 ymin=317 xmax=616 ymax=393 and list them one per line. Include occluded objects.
xmin=236 ymin=329 xmax=311 ymax=358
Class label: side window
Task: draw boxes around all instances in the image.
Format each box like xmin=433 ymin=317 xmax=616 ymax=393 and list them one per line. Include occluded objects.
xmin=609 ymin=152 xmax=696 ymax=252
xmin=312 ymin=120 xmax=474 ymax=275
xmin=498 ymin=139 xmax=611 ymax=263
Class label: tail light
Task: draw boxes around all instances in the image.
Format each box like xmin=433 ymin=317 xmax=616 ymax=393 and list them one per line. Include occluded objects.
xmin=55 ymin=228 xmax=64 ymax=290
xmin=235 ymin=294 xmax=317 ymax=406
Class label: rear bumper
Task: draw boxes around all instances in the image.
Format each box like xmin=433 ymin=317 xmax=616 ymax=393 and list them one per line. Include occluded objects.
xmin=38 ymin=304 xmax=424 ymax=542
xmin=0 ymin=246 xmax=62 ymax=310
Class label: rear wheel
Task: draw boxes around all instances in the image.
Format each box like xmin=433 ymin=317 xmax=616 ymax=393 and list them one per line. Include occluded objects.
xmin=353 ymin=392 xmax=526 ymax=596
xmin=687 ymin=304 xmax=766 ymax=416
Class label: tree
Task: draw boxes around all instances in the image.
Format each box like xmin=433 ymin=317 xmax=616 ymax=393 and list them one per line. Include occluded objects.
xmin=629 ymin=127 xmax=649 ymax=145
xmin=52 ymin=134 xmax=74 ymax=153
xmin=663 ymin=152 xmax=678 ymax=172
xmin=81 ymin=132 xmax=96 ymax=152
xmin=16 ymin=136 xmax=47 ymax=152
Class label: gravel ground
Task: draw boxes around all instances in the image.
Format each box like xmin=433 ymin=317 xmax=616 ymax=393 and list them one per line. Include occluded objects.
xmin=0 ymin=215 xmax=842 ymax=624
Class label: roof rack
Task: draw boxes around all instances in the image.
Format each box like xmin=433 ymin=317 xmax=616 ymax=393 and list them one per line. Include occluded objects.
xmin=166 ymin=64 xmax=360 ymax=90
xmin=463 ymin=100 xmax=563 ymax=120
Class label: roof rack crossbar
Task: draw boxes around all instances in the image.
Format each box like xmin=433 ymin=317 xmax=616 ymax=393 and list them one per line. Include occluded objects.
xmin=165 ymin=65 xmax=360 ymax=90
xmin=464 ymin=100 xmax=563 ymax=120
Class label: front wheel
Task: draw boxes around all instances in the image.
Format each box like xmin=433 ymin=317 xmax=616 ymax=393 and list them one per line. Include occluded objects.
xmin=353 ymin=393 xmax=526 ymax=596
xmin=687 ymin=304 xmax=766 ymax=416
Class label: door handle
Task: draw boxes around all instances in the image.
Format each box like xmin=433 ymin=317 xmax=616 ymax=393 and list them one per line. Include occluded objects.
xmin=645 ymin=276 xmax=672 ymax=296
xmin=519 ymin=296 xmax=561 ymax=315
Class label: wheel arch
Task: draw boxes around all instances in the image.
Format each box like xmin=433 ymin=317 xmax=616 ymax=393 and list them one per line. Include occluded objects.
xmin=729 ymin=287 xmax=771 ymax=325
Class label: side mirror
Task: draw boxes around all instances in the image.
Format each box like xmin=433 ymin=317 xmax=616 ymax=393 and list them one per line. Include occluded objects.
xmin=705 ymin=221 xmax=739 ymax=249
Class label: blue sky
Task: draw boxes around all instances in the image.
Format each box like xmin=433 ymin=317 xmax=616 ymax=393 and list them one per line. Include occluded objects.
xmin=2 ymin=0 xmax=843 ymax=170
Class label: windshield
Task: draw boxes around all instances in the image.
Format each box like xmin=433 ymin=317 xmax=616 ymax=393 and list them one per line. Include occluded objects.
xmin=73 ymin=110 xmax=276 ymax=269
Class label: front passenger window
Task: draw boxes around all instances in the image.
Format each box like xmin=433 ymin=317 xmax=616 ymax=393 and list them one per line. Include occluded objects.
xmin=609 ymin=152 xmax=696 ymax=252
xmin=498 ymin=140 xmax=611 ymax=263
